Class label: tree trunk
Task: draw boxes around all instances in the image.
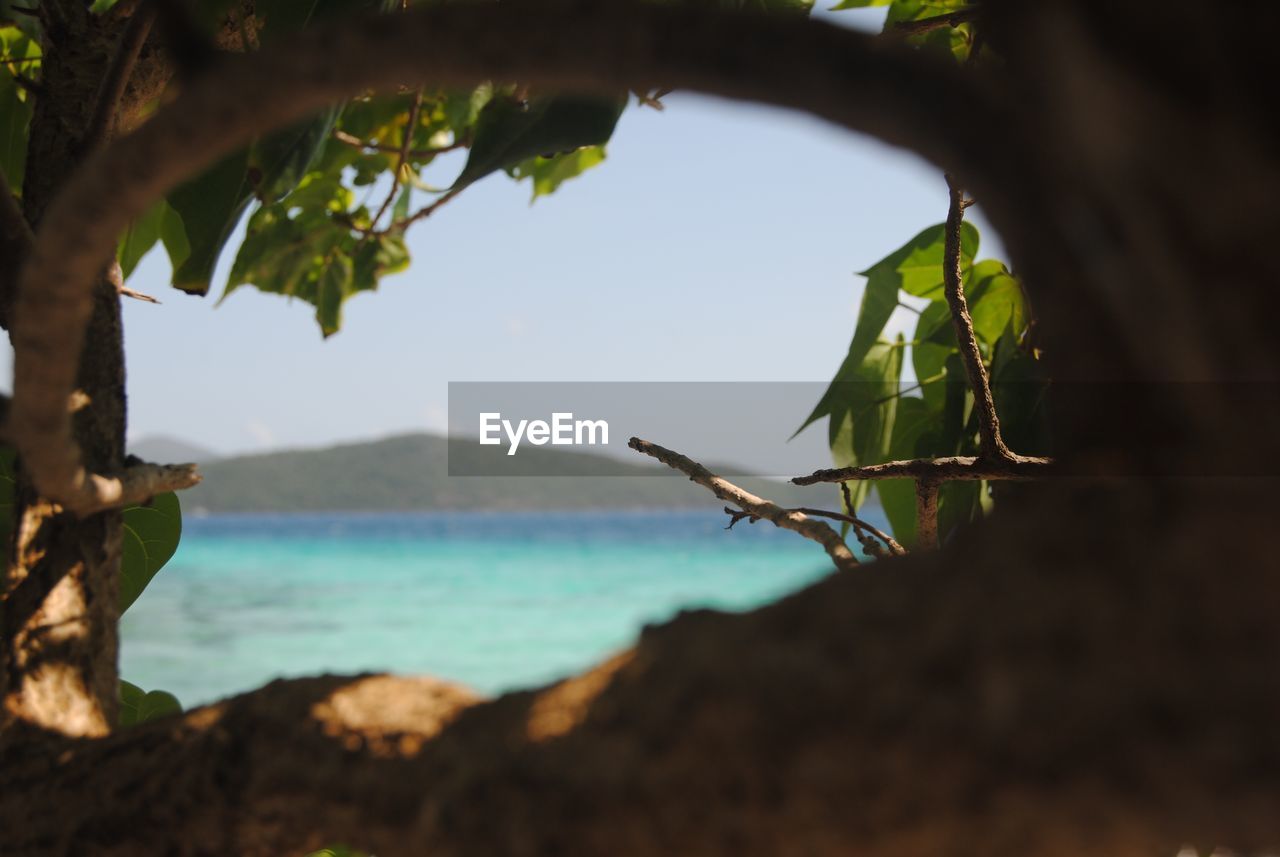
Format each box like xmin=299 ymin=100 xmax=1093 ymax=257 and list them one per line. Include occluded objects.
xmin=1 ymin=4 xmax=129 ymax=737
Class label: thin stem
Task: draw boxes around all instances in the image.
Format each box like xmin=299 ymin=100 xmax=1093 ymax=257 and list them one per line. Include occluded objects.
xmin=914 ymin=479 xmax=939 ymax=550
xmin=943 ymin=174 xmax=1011 ymax=460
xmin=795 ymin=505 xmax=907 ymax=557
xmin=388 ymin=186 xmax=461 ymax=233
xmin=630 ymin=437 xmax=859 ymax=571
xmin=372 ymin=90 xmax=424 ymax=229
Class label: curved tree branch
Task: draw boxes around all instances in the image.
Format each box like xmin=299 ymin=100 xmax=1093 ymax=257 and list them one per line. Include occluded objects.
xmin=7 ymin=0 xmax=1009 ymax=516
xmin=3 ymin=502 xmax=1277 ymax=855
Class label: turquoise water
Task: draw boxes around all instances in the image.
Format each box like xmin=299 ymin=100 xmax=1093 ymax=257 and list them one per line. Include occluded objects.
xmin=120 ymin=509 xmax=877 ymax=707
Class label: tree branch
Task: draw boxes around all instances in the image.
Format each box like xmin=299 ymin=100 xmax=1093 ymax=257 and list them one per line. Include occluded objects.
xmin=9 ymin=0 xmax=1007 ymax=515
xmin=792 ymin=506 xmax=906 ymax=557
xmin=371 ymin=87 xmax=423 ymax=229
xmin=943 ymin=174 xmax=1012 ymax=460
xmin=82 ymin=2 xmax=157 ymax=152
xmin=791 ymin=453 xmax=1051 ymax=486
xmin=629 ymin=437 xmax=859 ymax=571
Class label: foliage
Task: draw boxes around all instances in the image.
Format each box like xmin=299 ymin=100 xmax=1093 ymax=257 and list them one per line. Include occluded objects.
xmin=799 ymin=223 xmax=1048 ymax=548
xmin=786 ymin=1 xmax=1050 ymax=549
xmin=118 ymin=679 xmax=181 ymax=727
xmin=0 ymin=22 xmax=38 ymax=193
xmin=831 ymin=0 xmax=978 ymax=63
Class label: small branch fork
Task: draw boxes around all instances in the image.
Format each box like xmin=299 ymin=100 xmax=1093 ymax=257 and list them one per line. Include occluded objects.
xmin=629 ymin=438 xmax=861 ymax=571
xmin=792 ymin=177 xmax=1052 ymax=549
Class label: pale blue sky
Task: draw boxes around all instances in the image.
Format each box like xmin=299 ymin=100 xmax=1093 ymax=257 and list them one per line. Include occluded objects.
xmin=3 ymin=7 xmax=1005 ymax=456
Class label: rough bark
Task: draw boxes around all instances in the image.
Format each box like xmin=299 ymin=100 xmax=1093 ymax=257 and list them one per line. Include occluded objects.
xmin=2 ymin=483 xmax=1277 ymax=856
xmin=1 ymin=2 xmax=134 ymax=736
xmin=3 ymin=0 xmax=1280 ymax=853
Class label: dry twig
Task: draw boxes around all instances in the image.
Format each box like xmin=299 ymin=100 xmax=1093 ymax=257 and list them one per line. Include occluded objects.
xmin=629 ymin=437 xmax=859 ymax=571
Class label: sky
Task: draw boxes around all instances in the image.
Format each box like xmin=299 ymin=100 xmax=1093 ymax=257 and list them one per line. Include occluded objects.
xmin=2 ymin=7 xmax=1005 ymax=458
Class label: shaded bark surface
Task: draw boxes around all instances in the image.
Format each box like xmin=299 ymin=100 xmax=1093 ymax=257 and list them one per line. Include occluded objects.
xmin=2 ymin=3 xmax=130 ymax=736
xmin=3 ymin=0 xmax=1280 ymax=853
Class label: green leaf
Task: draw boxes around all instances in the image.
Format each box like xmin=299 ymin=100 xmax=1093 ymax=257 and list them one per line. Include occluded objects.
xmin=912 ymin=298 xmax=954 ymax=410
xmin=822 ymin=336 xmax=904 ymax=510
xmin=119 ymin=492 xmax=182 ymax=615
xmin=864 ymin=222 xmax=979 ymax=301
xmin=990 ymin=327 xmax=1051 ymax=456
xmin=118 ymin=680 xmax=182 ymax=727
xmin=452 ymin=94 xmax=625 ymax=191
xmin=966 ymin=260 xmax=1025 ymax=346
xmin=0 ymin=27 xmax=37 ymax=195
xmin=165 ymin=149 xmax=255 ymax=295
xmin=802 ymin=222 xmax=981 ymax=433
xmin=831 ymin=0 xmax=890 ymax=8
xmin=353 ymin=232 xmax=409 ymax=289
xmin=875 ymin=395 xmax=934 ymax=548
xmin=117 ymin=200 xmax=171 ymax=279
xmin=251 ymin=104 xmax=344 ymax=203
xmin=509 ymin=145 xmax=607 ymax=200
xmin=939 ymin=351 xmax=975 ymax=455
xmin=937 ymin=479 xmax=981 ymax=545
xmin=316 ymin=253 xmax=355 ymax=336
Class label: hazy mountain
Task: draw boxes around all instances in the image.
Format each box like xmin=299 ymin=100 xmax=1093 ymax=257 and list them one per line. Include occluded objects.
xmin=180 ymin=432 xmax=839 ymax=513
xmin=129 ymin=435 xmax=220 ymax=464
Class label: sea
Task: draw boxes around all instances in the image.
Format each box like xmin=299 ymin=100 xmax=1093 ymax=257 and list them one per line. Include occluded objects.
xmin=120 ymin=508 xmax=885 ymax=707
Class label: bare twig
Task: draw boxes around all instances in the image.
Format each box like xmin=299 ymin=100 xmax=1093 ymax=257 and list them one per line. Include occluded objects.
xmin=943 ymin=174 xmax=1012 ymax=460
xmin=372 ymin=89 xmax=424 ymax=229
xmin=83 ymin=3 xmax=157 ymax=151
xmin=792 ymin=454 xmax=1051 ymax=486
xmin=390 ymin=187 xmax=461 ymax=232
xmin=914 ymin=479 xmax=939 ymax=550
xmin=892 ymin=8 xmax=980 ymax=37
xmin=793 ymin=506 xmax=906 ymax=557
xmin=107 ymin=261 xmax=159 ymax=304
xmin=630 ymin=437 xmax=859 ymax=571
xmin=116 ymin=285 xmax=160 ymax=304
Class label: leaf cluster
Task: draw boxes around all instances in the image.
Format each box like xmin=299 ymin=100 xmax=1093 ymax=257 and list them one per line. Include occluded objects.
xmin=797 ymin=223 xmax=1049 ymax=548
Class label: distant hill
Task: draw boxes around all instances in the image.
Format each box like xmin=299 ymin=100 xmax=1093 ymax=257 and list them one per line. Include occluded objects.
xmin=130 ymin=435 xmax=220 ymax=464
xmin=181 ymin=433 xmax=839 ymax=513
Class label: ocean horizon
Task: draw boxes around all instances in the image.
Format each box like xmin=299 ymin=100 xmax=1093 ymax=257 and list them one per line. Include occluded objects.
xmin=120 ymin=508 xmax=885 ymax=708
